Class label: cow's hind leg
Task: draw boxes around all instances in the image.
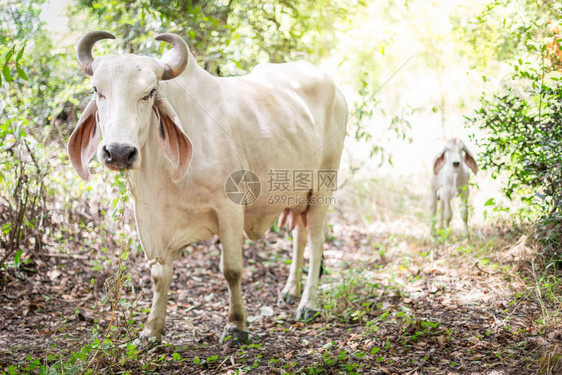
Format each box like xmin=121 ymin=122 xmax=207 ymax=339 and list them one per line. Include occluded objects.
xmin=296 ymin=202 xmax=329 ymax=322
xmin=143 ymin=261 xmax=173 ymax=342
xmin=279 ymin=221 xmax=308 ymax=305
xmin=218 ymin=223 xmax=249 ymax=345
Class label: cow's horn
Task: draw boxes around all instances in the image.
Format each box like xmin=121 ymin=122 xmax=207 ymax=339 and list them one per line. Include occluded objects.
xmin=155 ymin=33 xmax=188 ymax=80
xmin=76 ymin=31 xmax=115 ymax=75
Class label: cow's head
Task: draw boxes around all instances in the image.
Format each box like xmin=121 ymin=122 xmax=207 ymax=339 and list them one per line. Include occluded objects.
xmin=68 ymin=31 xmax=193 ymax=183
xmin=433 ymin=138 xmax=478 ymax=175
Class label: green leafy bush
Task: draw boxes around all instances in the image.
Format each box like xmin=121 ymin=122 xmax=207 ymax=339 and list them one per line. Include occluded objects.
xmin=468 ymin=15 xmax=562 ymax=262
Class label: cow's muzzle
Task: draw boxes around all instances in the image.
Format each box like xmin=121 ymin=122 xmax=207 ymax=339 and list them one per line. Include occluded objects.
xmin=452 ymin=161 xmax=460 ymax=168
xmin=102 ymin=143 xmax=138 ymax=170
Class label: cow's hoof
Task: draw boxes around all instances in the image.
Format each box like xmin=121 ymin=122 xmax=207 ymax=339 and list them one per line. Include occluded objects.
xmin=219 ymin=326 xmax=250 ymax=346
xmin=277 ymin=292 xmax=298 ymax=306
xmin=296 ymin=307 xmax=321 ymax=322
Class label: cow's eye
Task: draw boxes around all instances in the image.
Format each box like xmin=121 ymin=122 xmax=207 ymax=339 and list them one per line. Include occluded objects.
xmin=93 ymin=86 xmax=105 ymax=98
xmin=143 ymin=88 xmax=156 ymax=101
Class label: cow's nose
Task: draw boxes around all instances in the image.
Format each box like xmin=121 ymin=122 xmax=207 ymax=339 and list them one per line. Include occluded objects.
xmin=452 ymin=161 xmax=460 ymax=167
xmin=102 ymin=143 xmax=138 ymax=169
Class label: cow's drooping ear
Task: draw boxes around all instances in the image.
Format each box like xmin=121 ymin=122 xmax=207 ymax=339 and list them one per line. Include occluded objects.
xmin=433 ymin=149 xmax=446 ymax=175
xmin=68 ymin=99 xmax=100 ymax=181
xmin=463 ymin=145 xmax=478 ymax=175
xmin=153 ymin=96 xmax=193 ymax=183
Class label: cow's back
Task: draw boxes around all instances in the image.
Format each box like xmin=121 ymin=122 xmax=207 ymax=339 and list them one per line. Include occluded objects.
xmin=254 ymin=61 xmax=348 ymax=169
xmin=238 ymin=61 xmax=347 ymax=169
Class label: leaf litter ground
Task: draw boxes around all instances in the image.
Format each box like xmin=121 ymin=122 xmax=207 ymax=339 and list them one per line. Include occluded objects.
xmin=0 ymin=219 xmax=560 ymax=374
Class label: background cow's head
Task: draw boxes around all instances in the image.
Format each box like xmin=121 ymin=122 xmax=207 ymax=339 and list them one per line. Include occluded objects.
xmin=68 ymin=31 xmax=193 ymax=183
xmin=433 ymin=138 xmax=478 ymax=175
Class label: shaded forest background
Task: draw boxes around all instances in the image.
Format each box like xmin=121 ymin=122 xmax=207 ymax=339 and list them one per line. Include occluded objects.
xmin=1 ymin=0 xmax=561 ymax=373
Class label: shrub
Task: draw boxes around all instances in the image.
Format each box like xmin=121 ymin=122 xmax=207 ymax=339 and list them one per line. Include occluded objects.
xmin=468 ymin=18 xmax=562 ymax=263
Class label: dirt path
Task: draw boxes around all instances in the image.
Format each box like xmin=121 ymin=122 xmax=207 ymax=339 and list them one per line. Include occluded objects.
xmin=0 ymin=224 xmax=559 ymax=374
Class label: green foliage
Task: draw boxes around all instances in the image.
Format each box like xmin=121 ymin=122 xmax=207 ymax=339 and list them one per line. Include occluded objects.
xmin=1 ymin=44 xmax=27 ymax=85
xmin=472 ymin=67 xmax=562 ymax=203
xmin=0 ymin=5 xmax=40 ymax=270
xmin=0 ymin=0 xmax=99 ymax=270
xmin=71 ymin=0 xmax=349 ymax=75
xmin=454 ymin=0 xmax=560 ymax=68
xmin=467 ymin=3 xmax=562 ymax=261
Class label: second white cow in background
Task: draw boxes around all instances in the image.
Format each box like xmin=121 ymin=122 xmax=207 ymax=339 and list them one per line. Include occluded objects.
xmin=430 ymin=138 xmax=478 ymax=237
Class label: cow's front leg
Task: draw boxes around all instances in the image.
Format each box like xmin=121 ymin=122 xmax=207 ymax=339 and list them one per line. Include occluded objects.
xmin=218 ymin=225 xmax=248 ymax=344
xmin=143 ymin=261 xmax=173 ymax=342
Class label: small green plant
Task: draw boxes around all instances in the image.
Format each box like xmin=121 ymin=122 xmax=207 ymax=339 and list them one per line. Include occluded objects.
xmin=432 ymin=226 xmax=453 ymax=244
xmin=22 ymin=171 xmax=148 ymax=373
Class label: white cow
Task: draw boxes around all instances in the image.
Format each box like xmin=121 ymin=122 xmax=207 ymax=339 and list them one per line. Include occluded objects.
xmin=68 ymin=32 xmax=347 ymax=343
xmin=430 ymin=138 xmax=478 ymax=237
